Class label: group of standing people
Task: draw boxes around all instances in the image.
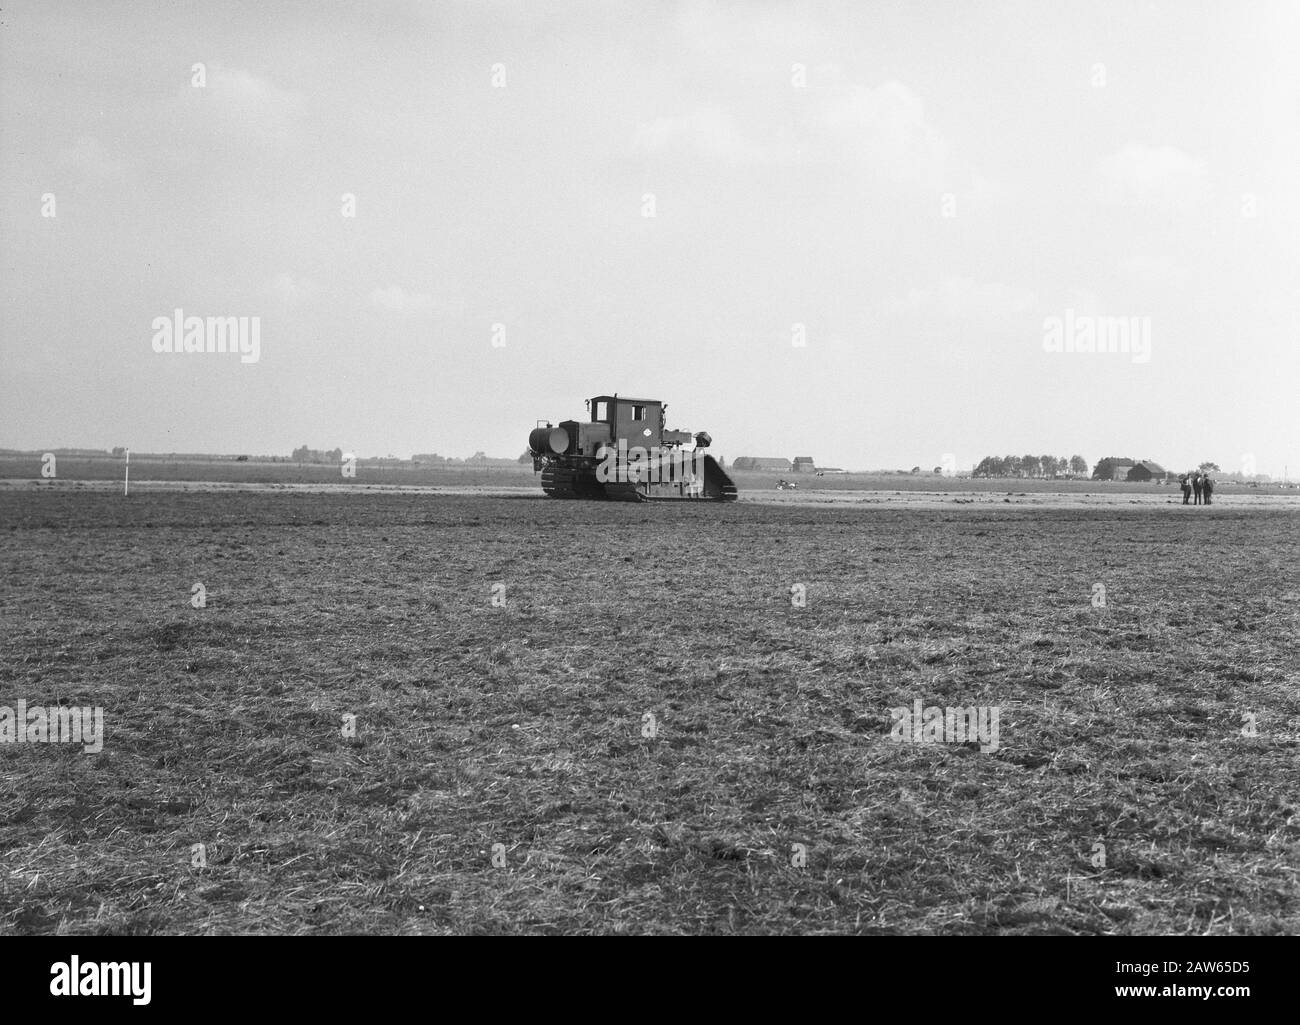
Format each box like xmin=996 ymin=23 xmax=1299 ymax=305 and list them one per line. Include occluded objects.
xmin=1179 ymin=471 xmax=1214 ymax=505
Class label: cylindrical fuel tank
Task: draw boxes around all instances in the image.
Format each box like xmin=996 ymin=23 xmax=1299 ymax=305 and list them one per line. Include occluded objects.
xmin=529 ymin=426 xmax=570 ymax=455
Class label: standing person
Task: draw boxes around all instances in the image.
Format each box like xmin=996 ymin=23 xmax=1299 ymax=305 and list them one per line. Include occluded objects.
xmin=1202 ymin=473 xmax=1214 ymax=505
xmin=1193 ymin=471 xmax=1203 ymax=505
xmin=1180 ymin=473 xmax=1191 ymax=504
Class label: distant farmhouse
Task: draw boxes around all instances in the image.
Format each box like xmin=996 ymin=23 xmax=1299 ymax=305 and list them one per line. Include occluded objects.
xmin=1101 ymin=459 xmax=1168 ymax=482
xmin=731 ymin=455 xmax=843 ymax=473
xmin=1127 ymin=460 xmax=1167 ymax=482
xmin=732 ymin=457 xmax=793 ymax=471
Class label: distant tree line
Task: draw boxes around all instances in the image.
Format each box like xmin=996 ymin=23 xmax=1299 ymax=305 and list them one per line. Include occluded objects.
xmin=289 ymin=446 xmax=519 ymax=466
xmin=416 ymin=451 xmax=517 ymax=466
xmin=291 ymin=445 xmax=344 ymax=464
xmin=973 ymin=454 xmax=1088 ymax=478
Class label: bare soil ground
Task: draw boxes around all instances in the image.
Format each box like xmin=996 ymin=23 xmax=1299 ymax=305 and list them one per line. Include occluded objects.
xmin=1 ymin=489 xmax=1297 ymax=934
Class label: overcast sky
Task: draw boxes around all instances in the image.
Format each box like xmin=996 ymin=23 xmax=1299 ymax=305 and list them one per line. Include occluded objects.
xmin=2 ymin=0 xmax=1297 ymax=474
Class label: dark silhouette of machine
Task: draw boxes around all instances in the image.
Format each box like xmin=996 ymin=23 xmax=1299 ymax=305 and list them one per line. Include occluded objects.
xmin=528 ymin=394 xmax=737 ymax=502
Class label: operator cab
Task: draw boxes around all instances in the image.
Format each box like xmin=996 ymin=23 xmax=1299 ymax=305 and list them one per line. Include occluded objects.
xmin=589 ymin=395 xmax=663 ymax=447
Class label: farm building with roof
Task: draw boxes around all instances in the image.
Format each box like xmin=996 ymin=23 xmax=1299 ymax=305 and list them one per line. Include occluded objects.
xmin=1127 ymin=460 xmax=1168 ymax=482
xmin=792 ymin=456 xmax=816 ymax=473
xmin=1109 ymin=463 xmax=1135 ymax=481
xmin=732 ymin=457 xmax=793 ymax=471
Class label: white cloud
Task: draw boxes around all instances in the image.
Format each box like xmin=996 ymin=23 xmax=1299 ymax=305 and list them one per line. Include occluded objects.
xmin=890 ymin=276 xmax=1037 ymax=318
xmin=815 ymin=80 xmax=949 ymax=188
xmin=1096 ymin=143 xmax=1210 ymax=210
xmin=629 ymin=79 xmax=953 ymax=188
xmin=268 ymin=273 xmax=320 ymax=305
xmin=368 ymin=285 xmax=431 ymax=313
xmin=367 ymin=286 xmax=464 ymax=317
xmin=674 ymin=3 xmax=839 ymax=75
xmin=56 ymin=135 xmax=129 ymax=182
xmin=660 ymin=5 xmax=955 ymax=188
xmin=631 ymin=107 xmax=768 ymax=163
xmin=1117 ymin=253 xmax=1189 ymax=288
xmin=171 ymin=64 xmax=304 ymax=145
xmin=207 ymin=65 xmax=303 ymax=121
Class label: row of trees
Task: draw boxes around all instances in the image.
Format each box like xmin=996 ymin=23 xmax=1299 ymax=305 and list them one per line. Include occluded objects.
xmin=976 ymin=454 xmax=1226 ymax=481
xmin=291 ymin=445 xmax=344 ymax=464
xmin=290 ymin=447 xmax=523 ymax=466
xmin=416 ymin=451 xmax=518 ymax=466
xmin=973 ymin=454 xmax=1089 ymax=478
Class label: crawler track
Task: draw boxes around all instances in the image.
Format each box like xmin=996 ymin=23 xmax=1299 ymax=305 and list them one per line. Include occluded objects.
xmin=539 ymin=454 xmax=738 ymax=502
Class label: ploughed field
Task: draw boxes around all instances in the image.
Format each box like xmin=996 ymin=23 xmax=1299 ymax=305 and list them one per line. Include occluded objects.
xmin=1 ymin=490 xmax=1297 ymax=934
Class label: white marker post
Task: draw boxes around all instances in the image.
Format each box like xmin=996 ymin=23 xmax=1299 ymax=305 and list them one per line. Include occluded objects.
xmin=124 ymin=448 xmax=130 ymax=497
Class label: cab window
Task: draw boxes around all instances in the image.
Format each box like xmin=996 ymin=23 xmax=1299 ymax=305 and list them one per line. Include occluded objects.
xmin=632 ymin=404 xmax=646 ymax=421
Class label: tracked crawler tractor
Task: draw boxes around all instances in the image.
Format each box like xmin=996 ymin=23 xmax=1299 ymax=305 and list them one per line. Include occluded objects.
xmin=528 ymin=395 xmax=738 ymax=502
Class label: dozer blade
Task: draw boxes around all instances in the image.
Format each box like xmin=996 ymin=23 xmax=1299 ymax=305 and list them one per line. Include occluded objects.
xmin=599 ymin=453 xmax=738 ymax=502
xmin=701 ymin=454 xmax=738 ymax=501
